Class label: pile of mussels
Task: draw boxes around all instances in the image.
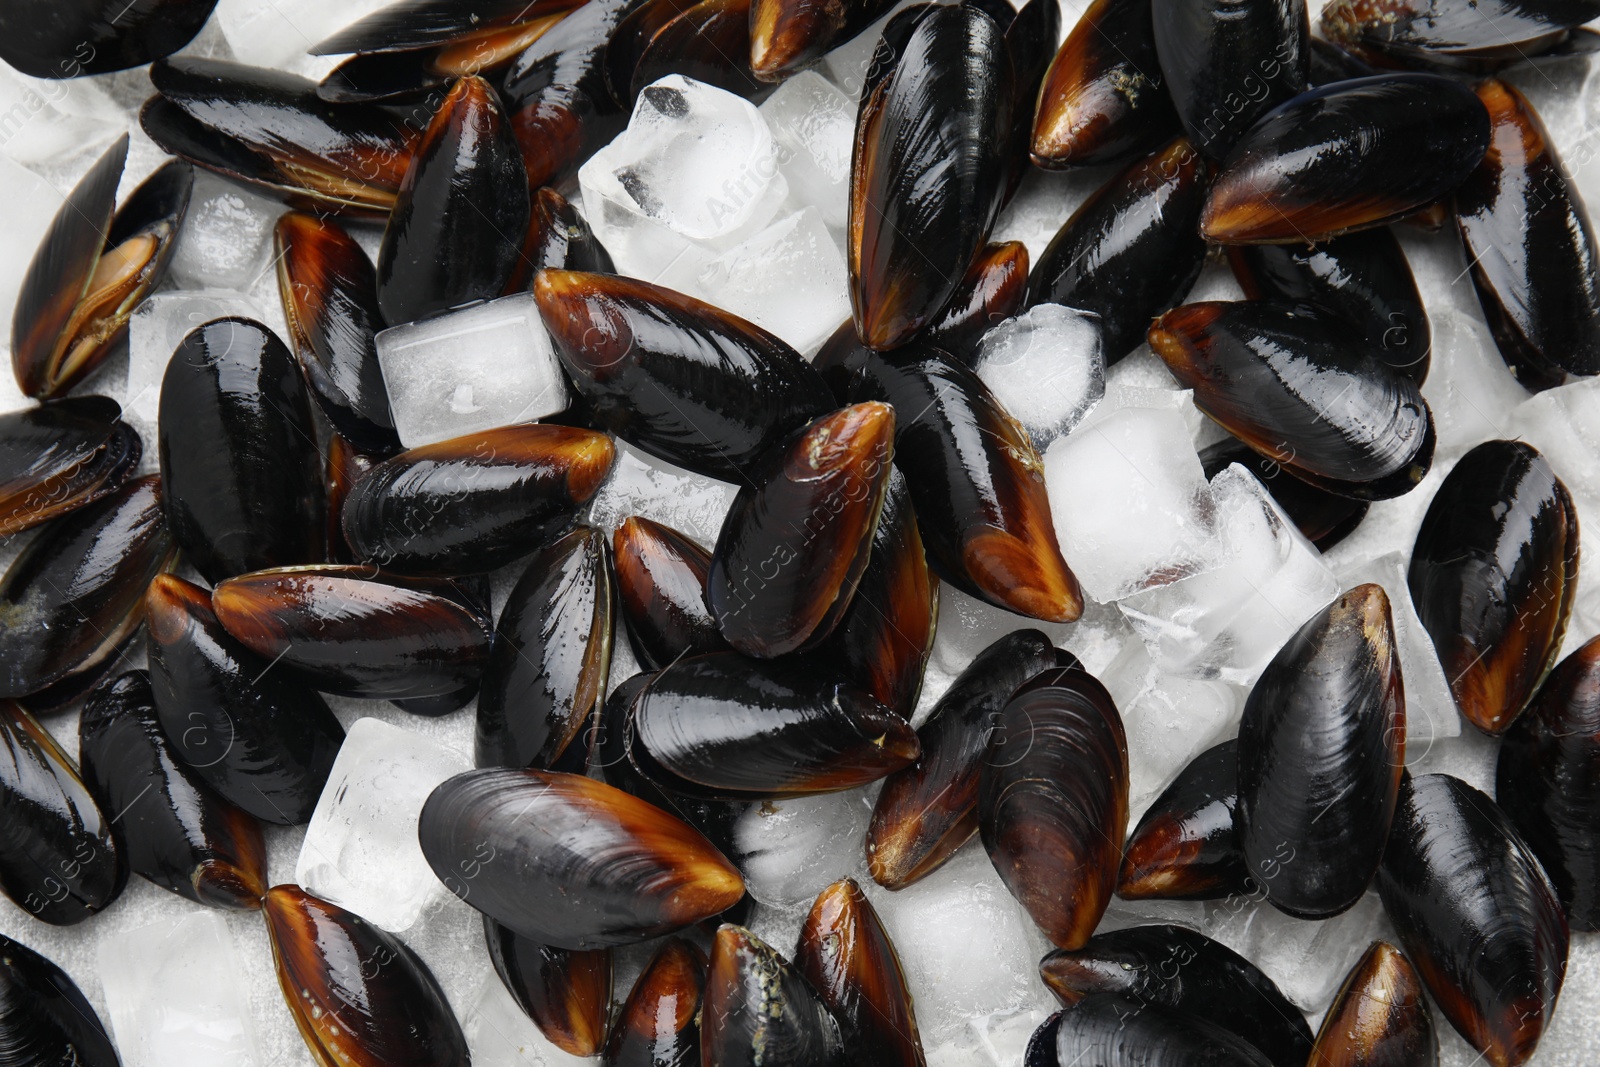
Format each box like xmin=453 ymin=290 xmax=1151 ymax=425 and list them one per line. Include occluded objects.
xmin=0 ymin=0 xmax=1597 ymax=1062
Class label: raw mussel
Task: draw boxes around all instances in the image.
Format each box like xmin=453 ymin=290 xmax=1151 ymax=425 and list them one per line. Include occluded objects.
xmin=1050 ymin=994 xmax=1274 ymax=1066
xmin=702 ymin=924 xmax=845 ymax=1066
xmin=996 ymin=0 xmax=1062 ymax=198
xmin=505 ymin=186 xmax=616 ymax=292
xmin=612 ymin=517 xmax=729 ymax=670
xmin=1321 ymin=0 xmax=1600 ymax=70
xmin=603 ymin=937 xmax=704 ymax=1067
xmin=925 ymin=241 xmax=1031 ymax=359
xmin=0 ymin=932 xmax=118 ymax=1067
xmin=748 ymin=0 xmax=895 ymax=79
xmin=1310 ymin=940 xmax=1437 ymax=1067
xmin=1117 ymin=738 xmax=1253 ymax=900
xmin=486 ymin=917 xmax=612 ymax=1057
xmin=1199 ymin=439 xmax=1369 ymax=551
xmin=0 ymin=0 xmax=217 ymax=77
xmin=0 ymin=396 xmax=139 ymax=537
xmin=626 ymin=0 xmax=769 ymax=103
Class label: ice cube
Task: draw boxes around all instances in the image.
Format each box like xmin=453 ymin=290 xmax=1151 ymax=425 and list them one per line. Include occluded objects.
xmin=1204 ymin=891 xmax=1388 ymax=1012
xmin=464 ymin=973 xmax=592 ymax=1067
xmin=584 ymin=440 xmax=740 ymax=548
xmin=1405 ymin=727 xmax=1500 ymax=794
xmin=1420 ymin=306 xmax=1528 ymax=457
xmin=1121 ymin=672 xmax=1244 ymax=816
xmin=167 ymin=171 xmax=281 ymax=292
xmin=759 ymin=71 xmax=853 ymax=229
xmin=971 ymin=304 xmax=1105 ymax=451
xmin=1043 ymin=406 xmax=1220 ymax=603
xmin=1503 ymin=374 xmax=1600 ymax=509
xmin=0 ymin=67 xmax=123 ymax=165
xmin=1096 ymin=894 xmax=1209 ymax=934
xmin=1096 ymin=348 xmax=1209 ymax=444
xmin=295 ymin=718 xmax=471 ymax=932
xmin=214 ymin=0 xmax=393 ymax=67
xmin=97 ymin=911 xmax=262 ymax=1067
xmin=927 ymin=586 xmax=1076 ymax=684
xmin=731 ymin=789 xmax=874 ymax=906
xmin=0 ymin=155 xmax=63 ymax=333
xmin=695 ymin=208 xmax=850 ymax=355
xmin=375 ymin=292 xmax=571 ymax=449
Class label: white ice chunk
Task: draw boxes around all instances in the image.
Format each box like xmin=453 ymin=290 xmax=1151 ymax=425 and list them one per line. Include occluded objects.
xmin=1204 ymin=892 xmax=1388 ymax=1013
xmin=375 ymin=292 xmax=571 ymax=449
xmin=0 ymin=67 xmax=122 ymax=165
xmin=926 ymin=586 xmax=1072 ymax=684
xmin=1096 ymin=894 xmax=1209 ymax=934
xmin=167 ymin=171 xmax=281 ymax=292
xmin=295 ymin=718 xmax=471 ymax=932
xmin=1504 ymin=374 xmax=1600 ymax=510
xmin=215 ymin=0 xmax=393 ymax=67
xmin=1044 ymin=406 xmax=1220 ymax=603
xmin=1405 ymin=728 xmax=1500 ymax=794
xmin=464 ymin=973 xmax=592 ymax=1067
xmin=97 ymin=911 xmax=261 ymax=1067
xmin=0 ymin=155 xmax=62 ymax=339
xmin=731 ymin=788 xmax=873 ymax=906
xmin=820 ymin=0 xmax=925 ymax=98
xmin=971 ymin=304 xmax=1105 ymax=451
xmin=695 ymin=208 xmax=850 ymax=354
xmin=584 ymin=440 xmax=740 ymax=548
xmin=759 ymin=71 xmax=853 ymax=229
xmin=1420 ymin=306 xmax=1529 ymax=458
xmin=1121 ymin=672 xmax=1244 ymax=817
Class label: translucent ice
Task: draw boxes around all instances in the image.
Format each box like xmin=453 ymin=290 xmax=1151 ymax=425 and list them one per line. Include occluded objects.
xmin=695 ymin=208 xmax=850 ymax=354
xmin=1204 ymin=892 xmax=1388 ymax=1013
xmin=584 ymin=440 xmax=740 ymax=548
xmin=167 ymin=171 xmax=281 ymax=292
xmin=215 ymin=0 xmax=392 ymax=67
xmin=1121 ymin=672 xmax=1244 ymax=816
xmin=375 ymin=292 xmax=571 ymax=449
xmin=0 ymin=155 xmax=63 ymax=333
xmin=1421 ymin=306 xmax=1528 ymax=457
xmin=1405 ymin=728 xmax=1499 ymax=794
xmin=759 ymin=71 xmax=853 ymax=229
xmin=295 ymin=718 xmax=470 ymax=932
xmin=464 ymin=973 xmax=592 ymax=1067
xmin=0 ymin=67 xmax=122 ymax=164
xmin=927 ymin=586 xmax=1074 ymax=683
xmin=1503 ymin=375 xmax=1600 ymax=509
xmin=732 ymin=789 xmax=873 ymax=906
xmin=971 ymin=304 xmax=1104 ymax=451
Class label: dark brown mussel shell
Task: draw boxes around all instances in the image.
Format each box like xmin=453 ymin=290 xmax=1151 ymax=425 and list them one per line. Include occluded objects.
xmin=1309 ymin=36 xmax=1378 ymax=84
xmin=703 ymin=924 xmax=845 ymax=1067
xmin=485 ymin=916 xmax=612 ymax=1056
xmin=997 ymin=0 xmax=1061 ymax=198
xmin=265 ymin=884 xmax=468 ymax=1067
xmin=1149 ymin=301 xmax=1434 ymax=500
xmin=0 ymin=699 xmax=124 ymax=925
xmin=867 ymin=629 xmax=1056 ymax=890
xmin=1024 ymin=1013 xmax=1062 ymax=1067
xmin=629 ymin=0 xmax=769 ymax=102
xmin=145 ymin=575 xmax=344 ymax=825
xmin=316 ymin=51 xmax=451 ymax=105
xmin=1497 ymin=634 xmax=1600 ymax=931
xmin=12 ymin=138 xmax=191 ymax=399
xmin=1202 ymin=73 xmax=1490 ymax=243
xmin=1040 ymin=924 xmax=1313 ymax=1066
xmin=159 ymin=317 xmax=324 ymax=584
xmin=1236 ymin=584 xmax=1405 ymax=918
xmin=1455 ymin=79 xmax=1600 ymax=389
xmin=534 ymin=269 xmax=831 ymax=479
xmin=340 ymin=423 xmax=616 ymax=575
xmin=1227 ymin=226 xmax=1430 ymax=382
xmin=0 ymin=0 xmax=216 ymax=77
xmin=1027 ymin=136 xmax=1208 ymax=364
xmin=378 ymin=76 xmax=529 ymax=324
xmin=476 ymin=526 xmax=612 ymax=768
xmin=275 ymin=212 xmax=400 ymax=454
xmin=979 ymin=665 xmax=1128 ymax=949
xmin=418 ymin=768 xmax=745 ymax=948
xmin=708 ymin=403 xmax=893 ymax=658
xmin=850 ymin=346 xmax=1083 ymax=622
xmin=1321 ymin=0 xmax=1600 ymax=70
xmin=1053 ymin=994 xmax=1274 ymax=1066
xmin=629 ymin=652 xmax=920 ymax=799
xmin=1408 ymin=440 xmax=1577 ymax=736
xmin=1199 ymin=439 xmax=1368 ymax=551
xmin=1310 ymin=940 xmax=1437 ymax=1067
xmin=314 ymin=0 xmax=582 ymax=54
xmin=211 ymin=565 xmax=491 ymax=702
xmin=1377 ymin=774 xmax=1568 ymax=1067
xmin=604 ymin=0 xmax=704 ymax=104
xmin=613 ymin=517 xmax=727 ymax=670
xmin=795 ymin=878 xmax=925 ymax=1066
xmin=0 ymin=396 xmax=139 ymax=537
xmin=0 ymin=475 xmax=171 ymax=699
xmin=505 ymin=187 xmax=615 ymax=293
xmin=749 ymin=0 xmax=897 ymax=80
xmin=324 ymin=431 xmax=378 ymax=564
xmin=849 ymin=3 xmax=1014 ymax=350
xmin=15 ymin=631 xmax=141 ymax=719
xmin=78 ymin=670 xmax=265 ymax=910
xmin=0 ymin=933 xmax=117 ymax=1067
xmin=1118 ymin=738 xmax=1252 ymax=900
xmin=603 ymin=936 xmax=704 ymax=1067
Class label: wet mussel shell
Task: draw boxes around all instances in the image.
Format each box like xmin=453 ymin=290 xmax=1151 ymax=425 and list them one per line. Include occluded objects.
xmin=485 ymin=916 xmax=612 ymax=1057
xmin=0 ymin=0 xmax=218 ymax=78
xmin=1053 ymin=994 xmax=1274 ymax=1066
xmin=748 ymin=0 xmax=897 ymax=79
xmin=1311 ymin=940 xmax=1437 ymax=1067
xmin=1117 ymin=738 xmax=1253 ymax=901
xmin=0 ymin=396 xmax=139 ymax=538
xmin=0 ymin=932 xmax=118 ymax=1067
xmin=612 ymin=517 xmax=728 ymax=671
xmin=312 ymin=0 xmax=583 ymax=54
xmin=1197 ymin=439 xmax=1369 ymax=552
xmin=506 ymin=186 xmax=616 ymax=293
xmin=702 ymin=924 xmax=845 ymax=1066
xmin=628 ymin=0 xmax=771 ymax=103
xmin=1321 ymin=0 xmax=1600 ymax=70
xmin=603 ymin=936 xmax=705 ymax=1067
xmin=925 ymin=240 xmax=1031 ymax=361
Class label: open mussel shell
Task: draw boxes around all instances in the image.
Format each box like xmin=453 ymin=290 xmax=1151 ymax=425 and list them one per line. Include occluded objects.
xmin=505 ymin=187 xmax=615 ymax=293
xmin=0 ymin=475 xmax=172 ymax=699
xmin=0 ymin=396 xmax=139 ymax=537
xmin=419 ymin=768 xmax=745 ymax=948
xmin=1117 ymin=738 xmax=1253 ymax=900
xmin=1149 ymin=301 xmax=1434 ymax=500
xmin=1053 ymin=994 xmax=1274 ymax=1066
xmin=340 ymin=423 xmax=615 ymax=575
xmin=867 ymin=629 xmax=1056 ymax=890
xmin=534 ymin=269 xmax=832 ymax=479
xmin=703 ymin=924 xmax=845 ymax=1066
xmin=0 ymin=932 xmax=117 ymax=1067
xmin=1378 ymin=774 xmax=1568 ymax=1067
xmin=1028 ymin=136 xmax=1207 ymax=364
xmin=629 ymin=0 xmax=769 ymax=102
xmin=485 ymin=917 xmax=612 ymax=1057
xmin=749 ymin=0 xmax=896 ymax=79
xmin=1496 ymin=633 xmax=1600 ymax=930
xmin=604 ymin=936 xmax=704 ymax=1067
xmin=708 ymin=403 xmax=894 ymax=659
xmin=1409 ymin=440 xmax=1578 ymax=736
xmin=979 ymin=665 xmax=1128 ymax=949
xmin=613 ymin=517 xmax=728 ymax=670
xmin=476 ymin=526 xmax=612 ymax=768
xmin=795 ymin=878 xmax=925 ymax=1066
xmin=1321 ymin=0 xmax=1600 ymax=70
xmin=1198 ymin=439 xmax=1368 ymax=551
xmin=0 ymin=0 xmax=216 ymax=77
xmin=274 ymin=212 xmax=400 ymax=455
xmin=849 ymin=3 xmax=1014 ymax=351
xmin=265 ymin=884 xmax=468 ymax=1067
xmin=1040 ymin=924 xmax=1313 ymax=1066
xmin=1202 ymin=73 xmax=1490 ymax=243
xmin=146 ymin=574 xmax=345 ymax=825
xmin=1456 ymin=79 xmax=1600 ymax=389
xmin=1312 ymin=940 xmax=1437 ymax=1067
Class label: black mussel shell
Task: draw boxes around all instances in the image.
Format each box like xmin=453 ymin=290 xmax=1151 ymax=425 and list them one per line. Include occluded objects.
xmin=265 ymin=884 xmax=468 ymax=1067
xmin=703 ymin=924 xmax=845 ymax=1066
xmin=1118 ymin=739 xmax=1253 ymax=901
xmin=317 ymin=50 xmax=449 ymax=105
xmin=314 ymin=0 xmax=582 ymax=53
xmin=1040 ymin=924 xmax=1312 ymax=1066
xmin=340 ymin=423 xmax=616 ymax=575
xmin=274 ymin=212 xmax=400 ymax=454
xmin=629 ymin=0 xmax=770 ymax=102
xmin=1199 ymin=439 xmax=1369 ymax=551
xmin=17 ymin=630 xmax=140 ymax=719
xmin=998 ymin=0 xmax=1060 ymax=198
xmin=534 ymin=269 xmax=832 ymax=480
xmin=1202 ymin=73 xmax=1490 ymax=243
xmin=0 ymin=396 xmax=139 ymax=537
xmin=1322 ymin=0 xmax=1600 ymax=70
xmin=748 ymin=0 xmax=897 ymax=80
xmin=1149 ymin=301 xmax=1434 ymax=500
xmin=476 ymin=527 xmax=612 ymax=768
xmin=0 ymin=0 xmax=215 ymax=77
xmin=629 ymin=652 xmax=920 ymax=799
xmin=418 ymin=768 xmax=745 ymax=948
xmin=1409 ymin=440 xmax=1577 ymax=736
xmin=1054 ymin=994 xmax=1274 ymax=1066
xmin=926 ymin=240 xmax=1031 ymax=361
xmin=78 ymin=670 xmax=266 ymax=910
xmin=1028 ymin=136 xmax=1208 ymax=364
xmin=1377 ymin=774 xmax=1568 ymax=1067
xmin=505 ymin=187 xmax=615 ymax=293
xmin=0 ymin=475 xmax=172 ymax=699
xmin=603 ymin=936 xmax=704 ymax=1067
xmin=980 ymin=665 xmax=1128 ymax=949
xmin=612 ymin=517 xmax=728 ymax=670
xmin=1025 ymin=1013 xmax=1062 ymax=1067
xmin=867 ymin=629 xmax=1056 ymax=890
xmin=159 ymin=317 xmax=325 ymax=584
xmin=324 ymin=431 xmax=379 ymax=565
xmin=146 ymin=575 xmax=344 ymax=825
xmin=485 ymin=916 xmax=612 ymax=1057
xmin=1311 ymin=940 xmax=1437 ymax=1067
xmin=605 ymin=0 xmax=704 ymax=105
xmin=1456 ymin=79 xmax=1600 ymax=389
xmin=1309 ymin=35 xmax=1378 ymax=83
xmin=0 ymin=932 xmax=117 ymax=1067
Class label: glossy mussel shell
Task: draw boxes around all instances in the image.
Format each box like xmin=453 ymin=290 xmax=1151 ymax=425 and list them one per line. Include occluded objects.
xmin=628 ymin=0 xmax=770 ymax=104
xmin=485 ymin=917 xmax=612 ymax=1057
xmin=612 ymin=517 xmax=728 ymax=670
xmin=0 ymin=396 xmax=139 ymax=537
xmin=1408 ymin=440 xmax=1578 ymax=735
xmin=749 ymin=0 xmax=896 ymax=80
xmin=603 ymin=936 xmax=704 ymax=1067
xmin=1376 ymin=773 xmax=1568 ymax=1067
xmin=1311 ymin=940 xmax=1437 ymax=1067
xmin=505 ymin=187 xmax=615 ymax=293
xmin=0 ymin=932 xmax=118 ymax=1067
xmin=313 ymin=0 xmax=582 ymax=54
xmin=1199 ymin=439 xmax=1369 ymax=552
xmin=1149 ymin=301 xmax=1435 ymax=500
xmin=703 ymin=924 xmax=845 ymax=1066
xmin=0 ymin=0 xmax=217 ymax=77
xmin=1053 ymin=994 xmax=1274 ymax=1066
xmin=418 ymin=768 xmax=745 ymax=948
xmin=1321 ymin=0 xmax=1600 ymax=70
xmin=1117 ymin=738 xmax=1252 ymax=900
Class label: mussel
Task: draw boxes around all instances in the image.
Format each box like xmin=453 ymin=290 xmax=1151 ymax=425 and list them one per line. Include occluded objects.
xmin=1408 ymin=440 xmax=1578 ymax=735
xmin=603 ymin=937 xmax=705 ymax=1067
xmin=627 ymin=0 xmax=770 ymax=102
xmin=0 ymin=0 xmax=217 ymax=77
xmin=1310 ymin=940 xmax=1437 ymax=1067
xmin=747 ymin=0 xmax=896 ymax=79
xmin=612 ymin=517 xmax=729 ymax=670
xmin=1051 ymin=994 xmax=1274 ymax=1066
xmin=1117 ymin=738 xmax=1253 ymax=900
xmin=505 ymin=187 xmax=616 ymax=293
xmin=0 ymin=396 xmax=139 ymax=537
xmin=0 ymin=932 xmax=118 ymax=1067
xmin=1321 ymin=0 xmax=1600 ymax=71
xmin=701 ymin=924 xmax=845 ymax=1066
xmin=1198 ymin=439 xmax=1369 ymax=552
xmin=925 ymin=241 xmax=1031 ymax=360
xmin=485 ymin=917 xmax=612 ymax=1057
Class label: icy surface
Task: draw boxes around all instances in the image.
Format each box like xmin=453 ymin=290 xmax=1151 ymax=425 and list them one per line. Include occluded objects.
xmin=584 ymin=440 xmax=740 ymax=547
xmin=464 ymin=973 xmax=593 ymax=1067
xmin=1422 ymin=306 xmax=1530 ymax=457
xmin=214 ymin=0 xmax=392 ymax=67
xmin=0 ymin=154 xmax=63 ymax=342
xmin=0 ymin=67 xmax=123 ymax=164
xmin=1205 ymin=892 xmax=1390 ymax=1013
xmin=731 ymin=789 xmax=874 ymax=906
xmin=694 ymin=208 xmax=850 ymax=354
xmin=1121 ymin=673 xmax=1244 ymax=819
xmin=971 ymin=303 xmax=1105 ymax=451
xmin=760 ymin=71 xmax=853 ymax=230
xmin=167 ymin=171 xmax=280 ymax=292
